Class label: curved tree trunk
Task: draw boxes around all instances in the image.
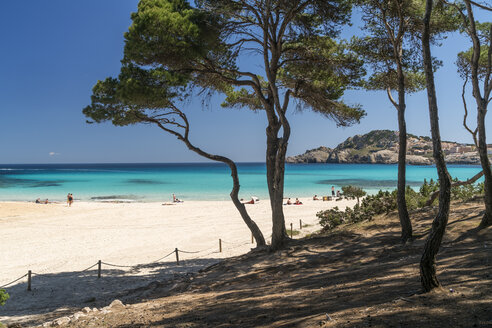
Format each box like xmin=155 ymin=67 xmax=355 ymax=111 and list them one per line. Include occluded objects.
xmin=420 ymin=0 xmax=452 ymax=293
xmin=149 ymin=115 xmax=268 ymax=247
xmin=182 ymin=139 xmax=266 ymax=247
xmin=396 ymin=62 xmax=412 ymax=244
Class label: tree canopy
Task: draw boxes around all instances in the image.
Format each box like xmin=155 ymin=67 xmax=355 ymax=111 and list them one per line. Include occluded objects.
xmin=84 ymin=0 xmax=368 ymax=249
xmin=118 ymin=0 xmax=366 ymax=125
xmin=354 ymin=0 xmax=459 ymax=95
xmin=456 ymin=22 xmax=491 ymax=80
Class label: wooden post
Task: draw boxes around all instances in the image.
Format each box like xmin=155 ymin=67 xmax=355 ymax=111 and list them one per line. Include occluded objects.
xmin=300 ymin=219 xmax=302 ymax=230
xmin=219 ymin=239 xmax=222 ymax=253
xmin=27 ymin=270 xmax=32 ymax=291
xmin=251 ymin=232 xmax=254 ymax=244
xmin=97 ymin=260 xmax=102 ymax=279
xmin=290 ymin=223 xmax=293 ymax=239
xmin=175 ymin=248 xmax=180 ymax=265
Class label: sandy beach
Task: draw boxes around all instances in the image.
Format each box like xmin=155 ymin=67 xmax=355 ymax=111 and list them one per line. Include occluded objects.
xmin=0 ymin=198 xmax=356 ymax=324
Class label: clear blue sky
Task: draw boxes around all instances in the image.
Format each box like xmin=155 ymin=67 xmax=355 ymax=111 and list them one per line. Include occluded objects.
xmin=0 ymin=1 xmax=490 ymax=164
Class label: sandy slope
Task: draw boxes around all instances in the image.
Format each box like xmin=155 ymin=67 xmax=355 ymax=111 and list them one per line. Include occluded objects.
xmin=0 ymin=198 xmax=356 ymax=324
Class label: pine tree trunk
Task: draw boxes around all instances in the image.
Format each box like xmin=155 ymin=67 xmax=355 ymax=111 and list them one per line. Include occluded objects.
xmin=464 ymin=1 xmax=492 ymax=229
xmin=228 ymin=161 xmax=266 ymax=246
xmin=396 ymin=62 xmax=412 ymax=244
xmin=180 ymin=138 xmax=266 ymax=247
xmin=266 ymin=123 xmax=288 ymax=249
xmin=477 ymin=102 xmax=492 ymax=228
xmin=420 ymin=0 xmax=452 ymax=293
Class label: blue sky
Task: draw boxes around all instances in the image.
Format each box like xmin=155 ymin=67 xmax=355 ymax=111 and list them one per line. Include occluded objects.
xmin=0 ymin=1 xmax=490 ymax=164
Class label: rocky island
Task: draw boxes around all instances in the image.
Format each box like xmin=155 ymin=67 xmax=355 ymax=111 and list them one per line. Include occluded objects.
xmin=286 ymin=130 xmax=492 ymax=165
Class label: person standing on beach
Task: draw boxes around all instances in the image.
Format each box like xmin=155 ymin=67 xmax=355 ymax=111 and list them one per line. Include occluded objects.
xmin=67 ymin=193 xmax=73 ymax=207
xmin=331 ymin=186 xmax=335 ymax=197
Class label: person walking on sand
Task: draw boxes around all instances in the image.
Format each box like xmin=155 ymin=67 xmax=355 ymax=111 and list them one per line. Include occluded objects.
xmin=331 ymin=186 xmax=335 ymax=197
xmin=67 ymin=193 xmax=73 ymax=207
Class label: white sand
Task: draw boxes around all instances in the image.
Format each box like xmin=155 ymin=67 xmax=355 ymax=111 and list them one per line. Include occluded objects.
xmin=0 ymin=198 xmax=356 ymax=324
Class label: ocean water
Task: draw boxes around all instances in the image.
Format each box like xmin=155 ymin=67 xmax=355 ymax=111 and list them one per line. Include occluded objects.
xmin=0 ymin=163 xmax=484 ymax=202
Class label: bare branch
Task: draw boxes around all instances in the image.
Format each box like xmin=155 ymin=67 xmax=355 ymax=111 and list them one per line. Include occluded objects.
xmin=467 ymin=0 xmax=492 ymax=11
xmin=386 ymin=87 xmax=399 ymax=108
xmin=462 ymin=77 xmax=479 ymax=146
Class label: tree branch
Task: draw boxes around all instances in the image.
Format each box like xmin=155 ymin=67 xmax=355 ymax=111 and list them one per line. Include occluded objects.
xmin=386 ymin=87 xmax=399 ymax=109
xmin=462 ymin=77 xmax=479 ymax=146
xmin=467 ymin=0 xmax=492 ymax=11
xmin=425 ymin=170 xmax=485 ymax=206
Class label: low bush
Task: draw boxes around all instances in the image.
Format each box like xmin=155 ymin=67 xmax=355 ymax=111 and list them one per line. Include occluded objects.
xmin=0 ymin=289 xmax=9 ymax=306
xmin=318 ymin=179 xmax=484 ymax=231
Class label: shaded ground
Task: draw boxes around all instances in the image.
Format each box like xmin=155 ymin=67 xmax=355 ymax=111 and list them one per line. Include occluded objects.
xmin=6 ymin=199 xmax=492 ymax=327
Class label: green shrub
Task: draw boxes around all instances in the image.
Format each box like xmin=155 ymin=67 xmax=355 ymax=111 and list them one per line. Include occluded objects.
xmin=317 ymin=179 xmax=484 ymax=231
xmin=0 ymin=289 xmax=9 ymax=306
xmin=317 ymin=190 xmax=396 ymax=231
xmin=341 ymin=185 xmax=367 ymax=204
xmin=317 ymin=206 xmax=346 ymax=230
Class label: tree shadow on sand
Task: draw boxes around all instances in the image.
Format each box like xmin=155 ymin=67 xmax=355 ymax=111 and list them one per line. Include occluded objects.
xmin=3 ymin=203 xmax=491 ymax=327
xmin=118 ymin=209 xmax=491 ymax=328
xmin=0 ymin=256 xmax=224 ymax=326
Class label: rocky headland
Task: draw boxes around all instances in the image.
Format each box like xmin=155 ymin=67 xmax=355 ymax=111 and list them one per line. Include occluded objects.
xmin=286 ymin=130 xmax=487 ymax=165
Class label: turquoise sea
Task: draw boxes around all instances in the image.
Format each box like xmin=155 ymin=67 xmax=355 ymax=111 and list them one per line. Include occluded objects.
xmin=0 ymin=163 xmax=484 ymax=202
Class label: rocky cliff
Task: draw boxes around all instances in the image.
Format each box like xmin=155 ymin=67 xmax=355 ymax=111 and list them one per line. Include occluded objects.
xmin=286 ymin=130 xmax=481 ymax=165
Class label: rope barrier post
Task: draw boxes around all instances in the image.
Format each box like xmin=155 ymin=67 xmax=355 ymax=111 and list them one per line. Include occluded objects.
xmin=27 ymin=270 xmax=32 ymax=291
xmin=251 ymin=232 xmax=254 ymax=244
xmin=300 ymin=219 xmax=302 ymax=230
xmin=290 ymin=223 xmax=293 ymax=239
xmin=97 ymin=260 xmax=102 ymax=279
xmin=175 ymin=248 xmax=180 ymax=265
xmin=219 ymin=239 xmax=222 ymax=253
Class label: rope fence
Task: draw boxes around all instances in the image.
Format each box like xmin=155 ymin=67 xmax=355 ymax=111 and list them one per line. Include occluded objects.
xmin=0 ymin=273 xmax=28 ymax=289
xmin=1 ymin=221 xmax=305 ymax=292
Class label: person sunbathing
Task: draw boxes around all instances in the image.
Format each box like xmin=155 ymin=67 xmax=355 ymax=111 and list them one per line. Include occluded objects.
xmin=295 ymin=198 xmax=303 ymax=205
xmin=313 ymin=195 xmax=320 ymax=200
xmin=243 ymin=197 xmax=256 ymax=204
xmin=286 ymin=198 xmax=292 ymax=205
